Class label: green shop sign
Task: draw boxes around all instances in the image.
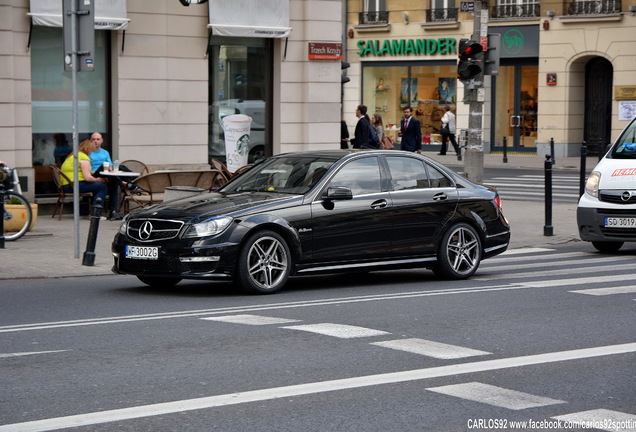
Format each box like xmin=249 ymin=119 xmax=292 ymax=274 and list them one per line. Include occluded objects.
xmin=357 ymin=38 xmax=456 ymax=57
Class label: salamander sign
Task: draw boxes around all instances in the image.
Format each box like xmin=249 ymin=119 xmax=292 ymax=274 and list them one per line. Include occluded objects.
xmin=357 ymin=38 xmax=457 ymax=56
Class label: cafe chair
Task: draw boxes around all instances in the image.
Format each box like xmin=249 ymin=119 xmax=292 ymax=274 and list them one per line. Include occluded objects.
xmin=50 ymin=165 xmax=93 ymax=220
xmin=119 ymin=159 xmax=149 ymax=176
xmin=210 ymin=159 xmax=232 ymax=182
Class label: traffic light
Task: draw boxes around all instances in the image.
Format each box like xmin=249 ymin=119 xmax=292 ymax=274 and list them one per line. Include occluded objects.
xmin=341 ymin=60 xmax=351 ymax=84
xmin=457 ymin=39 xmax=483 ymax=81
xmin=484 ymin=34 xmax=501 ymax=76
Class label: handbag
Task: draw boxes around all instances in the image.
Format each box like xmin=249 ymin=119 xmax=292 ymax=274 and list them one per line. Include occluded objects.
xmin=381 ymin=136 xmax=394 ymax=150
xmin=441 ymin=125 xmax=450 ymax=135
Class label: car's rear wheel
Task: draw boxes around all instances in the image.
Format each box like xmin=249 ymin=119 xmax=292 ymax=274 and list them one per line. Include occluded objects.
xmin=236 ymin=230 xmax=291 ymax=294
xmin=591 ymin=241 xmax=623 ymax=253
xmin=137 ymin=275 xmax=182 ymax=288
xmin=433 ymin=222 xmax=482 ymax=279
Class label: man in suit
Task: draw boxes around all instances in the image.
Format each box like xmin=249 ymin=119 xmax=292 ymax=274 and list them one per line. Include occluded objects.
xmin=398 ymin=106 xmax=422 ymax=153
xmin=350 ymin=105 xmax=371 ymax=149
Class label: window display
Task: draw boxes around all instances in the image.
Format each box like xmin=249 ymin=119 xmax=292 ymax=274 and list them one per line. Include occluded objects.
xmin=362 ymin=63 xmax=457 ymax=149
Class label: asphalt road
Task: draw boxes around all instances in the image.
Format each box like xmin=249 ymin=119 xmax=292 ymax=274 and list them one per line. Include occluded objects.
xmin=1 ymin=243 xmax=635 ymax=432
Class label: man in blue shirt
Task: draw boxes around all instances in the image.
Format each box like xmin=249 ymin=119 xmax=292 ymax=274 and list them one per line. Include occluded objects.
xmin=90 ymin=132 xmax=123 ymax=220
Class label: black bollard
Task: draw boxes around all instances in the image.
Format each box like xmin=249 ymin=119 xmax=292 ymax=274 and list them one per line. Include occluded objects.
xmin=550 ymin=137 xmax=555 ymax=165
xmin=544 ymin=155 xmax=554 ymax=236
xmin=502 ymin=136 xmax=508 ymax=163
xmin=579 ymin=141 xmax=587 ymax=197
xmin=82 ymin=198 xmax=103 ymax=266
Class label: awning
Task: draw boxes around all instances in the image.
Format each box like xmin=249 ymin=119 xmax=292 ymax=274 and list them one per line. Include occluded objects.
xmin=28 ymin=0 xmax=129 ymax=30
xmin=208 ymin=0 xmax=291 ymax=38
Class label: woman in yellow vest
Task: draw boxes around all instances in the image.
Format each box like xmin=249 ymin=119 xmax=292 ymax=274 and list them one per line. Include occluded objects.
xmin=60 ymin=139 xmax=108 ymax=209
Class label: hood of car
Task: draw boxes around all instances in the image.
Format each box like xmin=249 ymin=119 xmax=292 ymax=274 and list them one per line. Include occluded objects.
xmin=129 ymin=191 xmax=302 ymax=221
xmin=595 ymin=158 xmax=636 ymax=189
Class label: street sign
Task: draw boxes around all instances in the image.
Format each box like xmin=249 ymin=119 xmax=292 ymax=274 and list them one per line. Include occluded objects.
xmin=63 ymin=0 xmax=95 ymax=72
xmin=460 ymin=1 xmax=475 ymax=12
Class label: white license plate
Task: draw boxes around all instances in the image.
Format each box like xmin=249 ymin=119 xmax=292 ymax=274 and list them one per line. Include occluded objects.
xmin=604 ymin=217 xmax=636 ymax=228
xmin=126 ymin=245 xmax=159 ymax=260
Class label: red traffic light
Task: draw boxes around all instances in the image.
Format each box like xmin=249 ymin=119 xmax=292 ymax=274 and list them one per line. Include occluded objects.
xmin=458 ymin=39 xmax=483 ymax=59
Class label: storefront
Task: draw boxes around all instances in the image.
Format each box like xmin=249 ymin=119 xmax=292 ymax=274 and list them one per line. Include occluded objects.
xmin=357 ymin=37 xmax=460 ymax=150
xmin=489 ymin=25 xmax=539 ymax=153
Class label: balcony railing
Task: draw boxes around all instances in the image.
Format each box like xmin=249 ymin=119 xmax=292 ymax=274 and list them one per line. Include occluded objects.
xmin=491 ymin=3 xmax=540 ymax=18
xmin=358 ymin=11 xmax=389 ymax=25
xmin=426 ymin=8 xmax=459 ymax=21
xmin=566 ymin=0 xmax=621 ymax=14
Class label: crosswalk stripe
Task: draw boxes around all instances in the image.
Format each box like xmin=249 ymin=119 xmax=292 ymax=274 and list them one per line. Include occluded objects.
xmin=569 ymin=286 xmax=636 ymax=296
xmin=477 ymin=263 xmax=636 ymax=281
xmin=371 ymin=338 xmax=490 ymax=359
xmin=200 ymin=314 xmax=301 ymax=325
xmin=553 ymin=409 xmax=636 ymax=431
xmin=427 ymin=382 xmax=566 ymax=410
xmin=0 ymin=350 xmax=68 ymax=359
xmin=281 ymin=323 xmax=390 ymax=339
xmin=481 ymin=256 xmax=633 ymax=272
xmin=500 ymin=247 xmax=555 ymax=256
xmin=517 ymin=273 xmax=636 ymax=288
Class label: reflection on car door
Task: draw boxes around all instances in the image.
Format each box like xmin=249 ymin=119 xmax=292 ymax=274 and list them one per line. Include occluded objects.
xmin=386 ymin=155 xmax=458 ymax=256
xmin=310 ymin=156 xmax=394 ymax=263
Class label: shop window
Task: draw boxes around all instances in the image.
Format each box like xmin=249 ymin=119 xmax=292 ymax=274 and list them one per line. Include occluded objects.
xmin=30 ymin=26 xmax=110 ymax=195
xmin=362 ymin=63 xmax=457 ymax=148
xmin=208 ymin=37 xmax=272 ymax=165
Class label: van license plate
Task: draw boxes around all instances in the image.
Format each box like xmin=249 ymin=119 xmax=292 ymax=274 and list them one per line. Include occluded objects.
xmin=604 ymin=217 xmax=636 ymax=228
xmin=126 ymin=245 xmax=159 ymax=260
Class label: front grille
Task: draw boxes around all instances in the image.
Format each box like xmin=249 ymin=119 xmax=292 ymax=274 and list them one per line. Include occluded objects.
xmin=599 ymin=190 xmax=636 ymax=204
xmin=599 ymin=227 xmax=636 ymax=239
xmin=127 ymin=219 xmax=184 ymax=242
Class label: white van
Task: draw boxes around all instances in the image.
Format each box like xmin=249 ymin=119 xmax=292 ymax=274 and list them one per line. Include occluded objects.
xmin=577 ymin=117 xmax=636 ymax=252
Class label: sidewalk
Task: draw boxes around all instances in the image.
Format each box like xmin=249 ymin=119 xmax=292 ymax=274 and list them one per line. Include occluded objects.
xmin=0 ymin=153 xmax=589 ymax=280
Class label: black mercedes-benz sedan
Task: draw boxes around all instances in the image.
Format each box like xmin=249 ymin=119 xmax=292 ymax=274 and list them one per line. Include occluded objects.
xmin=112 ymin=150 xmax=510 ymax=294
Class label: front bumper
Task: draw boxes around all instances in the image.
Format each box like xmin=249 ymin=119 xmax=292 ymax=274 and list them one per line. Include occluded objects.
xmin=577 ymin=206 xmax=636 ymax=243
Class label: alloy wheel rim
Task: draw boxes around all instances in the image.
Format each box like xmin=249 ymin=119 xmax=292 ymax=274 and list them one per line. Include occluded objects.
xmin=447 ymin=227 xmax=479 ymax=275
xmin=247 ymin=236 xmax=288 ymax=289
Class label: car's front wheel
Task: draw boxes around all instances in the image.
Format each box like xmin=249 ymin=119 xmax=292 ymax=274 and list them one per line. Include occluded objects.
xmin=236 ymin=230 xmax=291 ymax=294
xmin=591 ymin=241 xmax=623 ymax=253
xmin=137 ymin=276 xmax=182 ymax=288
xmin=433 ymin=223 xmax=482 ymax=279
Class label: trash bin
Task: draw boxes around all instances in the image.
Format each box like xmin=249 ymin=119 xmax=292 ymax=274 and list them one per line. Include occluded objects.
xmin=164 ymin=186 xmax=205 ymax=201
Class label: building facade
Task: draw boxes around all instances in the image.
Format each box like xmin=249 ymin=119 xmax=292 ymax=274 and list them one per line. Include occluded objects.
xmin=342 ymin=0 xmax=636 ymax=158
xmin=1 ymin=0 xmax=345 ymax=200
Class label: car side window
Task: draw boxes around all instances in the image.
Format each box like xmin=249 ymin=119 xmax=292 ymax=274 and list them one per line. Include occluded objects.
xmin=329 ymin=157 xmax=381 ymax=195
xmin=426 ymin=164 xmax=453 ymax=188
xmin=386 ymin=156 xmax=429 ymax=190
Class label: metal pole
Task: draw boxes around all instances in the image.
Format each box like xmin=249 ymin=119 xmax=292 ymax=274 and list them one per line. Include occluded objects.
xmin=550 ymin=137 xmax=555 ymax=165
xmin=0 ymin=189 xmax=5 ymax=249
xmin=502 ymin=136 xmax=508 ymax=163
xmin=70 ymin=0 xmax=80 ymax=258
xmin=544 ymin=154 xmax=554 ymax=236
xmin=579 ymin=141 xmax=587 ymax=197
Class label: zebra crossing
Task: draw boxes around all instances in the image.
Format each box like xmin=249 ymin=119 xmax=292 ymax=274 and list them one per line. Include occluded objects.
xmin=199 ymin=248 xmax=636 ymax=431
xmin=485 ymin=173 xmax=583 ymax=203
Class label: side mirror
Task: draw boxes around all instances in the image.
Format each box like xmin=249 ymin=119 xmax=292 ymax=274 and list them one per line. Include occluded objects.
xmin=324 ymin=186 xmax=353 ymax=200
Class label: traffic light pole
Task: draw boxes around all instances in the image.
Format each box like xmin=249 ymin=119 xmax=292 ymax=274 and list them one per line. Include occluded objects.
xmin=463 ymin=1 xmax=488 ymax=185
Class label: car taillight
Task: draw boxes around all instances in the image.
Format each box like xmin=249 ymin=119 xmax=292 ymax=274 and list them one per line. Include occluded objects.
xmin=494 ymin=195 xmax=503 ymax=213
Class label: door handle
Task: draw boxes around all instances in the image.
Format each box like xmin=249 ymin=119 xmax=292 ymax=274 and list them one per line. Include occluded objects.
xmin=371 ymin=199 xmax=388 ymax=209
xmin=433 ymin=192 xmax=447 ymax=201
xmin=510 ymin=115 xmax=521 ymax=128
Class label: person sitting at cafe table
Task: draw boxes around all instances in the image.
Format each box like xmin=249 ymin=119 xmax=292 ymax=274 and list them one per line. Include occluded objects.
xmin=60 ymin=139 xmax=109 ymax=216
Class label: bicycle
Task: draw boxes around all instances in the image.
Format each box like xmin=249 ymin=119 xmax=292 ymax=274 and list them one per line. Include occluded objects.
xmin=1 ymin=163 xmax=33 ymax=241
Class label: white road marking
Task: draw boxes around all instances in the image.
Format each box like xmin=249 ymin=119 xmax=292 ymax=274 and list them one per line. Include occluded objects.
xmin=481 ymin=256 xmax=634 ymax=272
xmin=499 ymin=247 xmax=555 ymax=256
xmin=570 ymin=286 xmax=636 ymax=296
xmin=427 ymin=382 xmax=565 ymax=410
xmin=0 ymin=350 xmax=68 ymax=359
xmin=519 ymin=273 xmax=636 ymax=288
xmin=200 ymin=314 xmax=301 ymax=325
xmin=281 ymin=323 xmax=390 ymax=339
xmin=371 ymin=338 xmax=490 ymax=359
xmin=478 ymin=264 xmax=636 ymax=282
xmin=553 ymin=409 xmax=636 ymax=432
xmin=1 ymin=343 xmax=634 ymax=432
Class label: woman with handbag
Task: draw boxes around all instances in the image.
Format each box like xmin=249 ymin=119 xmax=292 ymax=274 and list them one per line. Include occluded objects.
xmin=372 ymin=113 xmax=394 ymax=150
xmin=439 ymin=105 xmax=459 ymax=155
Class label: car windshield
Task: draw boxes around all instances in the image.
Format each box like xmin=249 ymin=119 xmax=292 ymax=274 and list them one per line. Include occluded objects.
xmin=611 ymin=119 xmax=636 ymax=159
xmin=220 ymin=155 xmax=337 ymax=195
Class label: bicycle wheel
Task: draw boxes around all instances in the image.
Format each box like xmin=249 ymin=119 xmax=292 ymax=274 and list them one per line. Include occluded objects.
xmin=2 ymin=191 xmax=33 ymax=241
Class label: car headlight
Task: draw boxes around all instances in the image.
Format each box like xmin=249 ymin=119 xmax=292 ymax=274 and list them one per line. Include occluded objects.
xmin=585 ymin=171 xmax=601 ymax=198
xmin=183 ymin=216 xmax=233 ymax=238
xmin=118 ymin=214 xmax=130 ymax=235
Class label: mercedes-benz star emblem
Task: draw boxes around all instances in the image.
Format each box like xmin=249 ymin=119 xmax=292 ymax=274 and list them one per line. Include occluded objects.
xmin=139 ymin=221 xmax=153 ymax=240
xmin=621 ymin=191 xmax=632 ymax=202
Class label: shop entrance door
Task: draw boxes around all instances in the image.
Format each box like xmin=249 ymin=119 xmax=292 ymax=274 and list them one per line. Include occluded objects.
xmin=492 ymin=63 xmax=538 ymax=152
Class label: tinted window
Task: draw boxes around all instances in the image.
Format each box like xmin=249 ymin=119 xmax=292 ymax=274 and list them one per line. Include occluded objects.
xmin=611 ymin=119 xmax=636 ymax=159
xmin=386 ymin=156 xmax=429 ymax=190
xmin=427 ymin=164 xmax=453 ymax=188
xmin=329 ymin=157 xmax=381 ymax=195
